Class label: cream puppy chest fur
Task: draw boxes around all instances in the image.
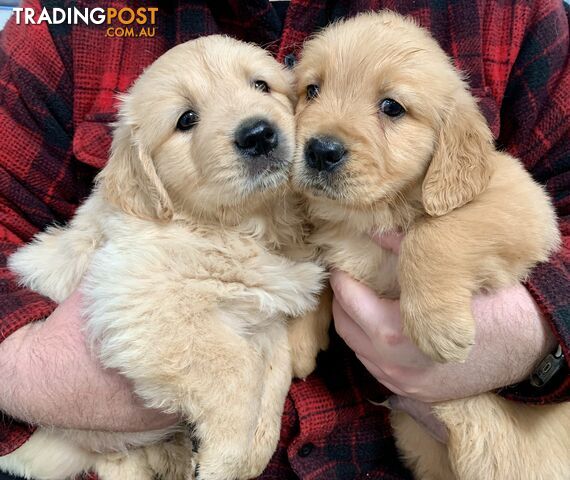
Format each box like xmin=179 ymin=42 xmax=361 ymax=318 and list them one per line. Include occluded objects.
xmin=292 ymin=12 xmax=569 ymax=480
xmin=3 ymin=36 xmax=325 ymax=480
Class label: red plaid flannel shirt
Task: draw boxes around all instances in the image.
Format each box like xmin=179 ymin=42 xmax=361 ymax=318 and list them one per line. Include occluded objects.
xmin=1 ymin=1 xmax=569 ymax=478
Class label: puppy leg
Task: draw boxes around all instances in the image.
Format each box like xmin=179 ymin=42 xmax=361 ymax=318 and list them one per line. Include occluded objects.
xmin=391 ymin=411 xmax=454 ymax=480
xmin=188 ymin=323 xmax=292 ymax=480
xmin=8 ymin=194 xmax=105 ymax=303
xmin=190 ymin=338 xmax=281 ymax=480
xmin=246 ymin=325 xmax=292 ymax=475
xmin=433 ymin=394 xmax=570 ymax=480
xmin=250 ymin=256 xmax=326 ymax=318
xmin=288 ymin=284 xmax=332 ymax=378
xmin=398 ymin=222 xmax=477 ymax=363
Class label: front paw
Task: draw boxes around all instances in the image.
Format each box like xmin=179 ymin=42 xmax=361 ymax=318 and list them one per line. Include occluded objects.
xmin=401 ymin=302 xmax=475 ymax=363
xmin=194 ymin=456 xmax=262 ymax=480
xmin=262 ymin=261 xmax=326 ymax=318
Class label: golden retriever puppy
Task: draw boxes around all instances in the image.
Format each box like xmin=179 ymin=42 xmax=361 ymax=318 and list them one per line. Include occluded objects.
xmin=291 ymin=12 xmax=570 ymax=480
xmin=2 ymin=35 xmax=325 ymax=480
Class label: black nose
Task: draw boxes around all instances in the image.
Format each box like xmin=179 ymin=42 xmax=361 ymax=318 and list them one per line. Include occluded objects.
xmin=304 ymin=136 xmax=346 ymax=172
xmin=235 ymin=119 xmax=278 ymax=156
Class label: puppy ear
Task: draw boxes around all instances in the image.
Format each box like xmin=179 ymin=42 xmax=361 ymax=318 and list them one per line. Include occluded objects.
xmin=97 ymin=123 xmax=173 ymax=221
xmin=422 ymin=90 xmax=493 ymax=217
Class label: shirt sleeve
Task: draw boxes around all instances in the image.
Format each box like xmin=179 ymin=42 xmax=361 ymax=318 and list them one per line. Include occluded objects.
xmin=0 ymin=0 xmax=76 ymax=455
xmin=496 ymin=0 xmax=570 ymax=403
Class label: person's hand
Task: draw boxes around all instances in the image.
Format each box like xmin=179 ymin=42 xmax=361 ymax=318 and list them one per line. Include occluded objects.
xmin=0 ymin=290 xmax=179 ymax=432
xmin=331 ymin=233 xmax=556 ymax=402
xmin=331 ymin=232 xmax=557 ymax=439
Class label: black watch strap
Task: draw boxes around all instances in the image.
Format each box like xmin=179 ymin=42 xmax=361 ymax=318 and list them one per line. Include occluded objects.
xmin=529 ymin=345 xmax=565 ymax=388
xmin=498 ymin=344 xmax=568 ymax=399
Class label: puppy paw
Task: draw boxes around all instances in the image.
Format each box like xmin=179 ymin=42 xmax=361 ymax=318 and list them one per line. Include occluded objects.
xmin=288 ymin=321 xmax=329 ymax=379
xmin=291 ymin=344 xmax=318 ymax=379
xmin=194 ymin=456 xmax=262 ymax=480
xmin=261 ymin=260 xmax=327 ymax=317
xmin=194 ymin=442 xmax=270 ymax=480
xmin=401 ymin=303 xmax=475 ymax=363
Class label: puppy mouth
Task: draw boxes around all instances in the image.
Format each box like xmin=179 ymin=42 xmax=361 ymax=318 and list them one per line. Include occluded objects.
xmin=245 ymin=151 xmax=289 ymax=178
xmin=293 ymin=148 xmax=348 ymax=201
xmin=294 ymin=168 xmax=344 ymax=200
xmin=241 ymin=146 xmax=292 ymax=194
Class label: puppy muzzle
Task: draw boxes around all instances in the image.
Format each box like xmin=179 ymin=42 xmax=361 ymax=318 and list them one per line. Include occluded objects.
xmin=234 ymin=117 xmax=290 ymax=179
xmin=235 ymin=118 xmax=278 ymax=157
xmin=294 ymin=135 xmax=347 ymax=198
xmin=304 ymin=136 xmax=346 ymax=173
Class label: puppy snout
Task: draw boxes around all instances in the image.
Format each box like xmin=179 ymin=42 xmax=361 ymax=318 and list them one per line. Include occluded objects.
xmin=305 ymin=136 xmax=346 ymax=172
xmin=235 ymin=118 xmax=278 ymax=156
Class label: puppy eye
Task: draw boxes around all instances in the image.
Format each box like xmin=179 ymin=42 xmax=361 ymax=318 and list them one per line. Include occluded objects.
xmin=253 ymin=80 xmax=270 ymax=93
xmin=379 ymin=98 xmax=405 ymax=117
xmin=306 ymin=84 xmax=319 ymax=101
xmin=176 ymin=110 xmax=199 ymax=131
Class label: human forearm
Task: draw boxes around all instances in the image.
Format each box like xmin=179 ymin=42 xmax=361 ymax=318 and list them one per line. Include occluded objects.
xmin=522 ymin=241 xmax=570 ymax=402
xmin=0 ymin=291 xmax=177 ymax=432
xmin=433 ymin=285 xmax=558 ymax=399
xmin=332 ymin=273 xmax=557 ymax=403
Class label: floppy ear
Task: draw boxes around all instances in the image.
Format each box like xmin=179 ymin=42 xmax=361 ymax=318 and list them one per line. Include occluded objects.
xmin=97 ymin=123 xmax=173 ymax=221
xmin=422 ymin=90 xmax=493 ymax=217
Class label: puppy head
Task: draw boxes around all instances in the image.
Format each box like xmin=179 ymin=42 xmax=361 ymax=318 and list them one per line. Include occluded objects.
xmin=293 ymin=12 xmax=493 ymax=218
xmin=98 ymin=35 xmax=295 ymax=221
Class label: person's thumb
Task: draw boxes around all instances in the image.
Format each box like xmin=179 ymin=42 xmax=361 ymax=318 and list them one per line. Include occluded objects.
xmin=330 ymin=270 xmax=399 ymax=336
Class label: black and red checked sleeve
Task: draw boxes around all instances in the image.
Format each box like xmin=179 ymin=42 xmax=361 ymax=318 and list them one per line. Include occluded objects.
xmin=0 ymin=0 xmax=78 ymax=455
xmin=496 ymin=0 xmax=570 ymax=403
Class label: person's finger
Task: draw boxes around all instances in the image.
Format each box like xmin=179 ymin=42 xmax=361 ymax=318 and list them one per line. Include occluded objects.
xmin=331 ymin=272 xmax=435 ymax=372
xmin=333 ymin=300 xmax=404 ymax=395
xmin=335 ymin=304 xmax=420 ymax=395
xmin=370 ymin=231 xmax=404 ymax=254
xmin=330 ymin=271 xmax=400 ymax=337
xmin=332 ymin=298 xmax=378 ymax=360
xmin=333 ymin=299 xmax=417 ymax=395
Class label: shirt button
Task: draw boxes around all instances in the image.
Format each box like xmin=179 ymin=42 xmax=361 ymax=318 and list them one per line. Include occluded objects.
xmin=298 ymin=442 xmax=314 ymax=457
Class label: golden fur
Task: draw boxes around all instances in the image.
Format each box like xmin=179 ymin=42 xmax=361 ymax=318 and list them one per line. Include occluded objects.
xmin=292 ymin=12 xmax=570 ymax=480
xmin=3 ymin=36 xmax=326 ymax=480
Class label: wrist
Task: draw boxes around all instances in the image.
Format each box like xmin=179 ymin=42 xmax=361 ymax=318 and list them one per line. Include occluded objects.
xmin=0 ymin=321 xmax=44 ymax=421
xmin=427 ymin=286 xmax=558 ymax=402
xmin=471 ymin=285 xmax=555 ymax=385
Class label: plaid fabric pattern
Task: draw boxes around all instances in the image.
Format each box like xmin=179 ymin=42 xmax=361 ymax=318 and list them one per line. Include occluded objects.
xmin=0 ymin=0 xmax=568 ymax=477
